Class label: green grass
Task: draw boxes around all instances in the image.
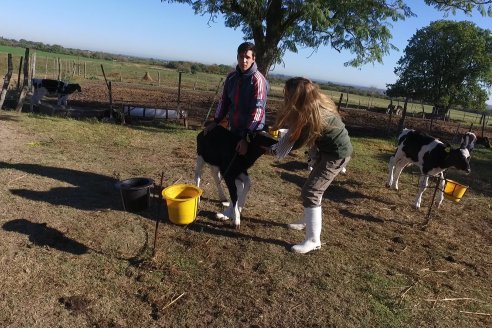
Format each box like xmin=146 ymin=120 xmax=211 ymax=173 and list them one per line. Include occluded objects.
xmin=1 ymin=111 xmax=491 ymax=327
xmin=350 ymin=137 xmax=395 ymax=174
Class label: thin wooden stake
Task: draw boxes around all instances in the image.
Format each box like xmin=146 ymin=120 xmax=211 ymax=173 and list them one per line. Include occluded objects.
xmin=152 ymin=171 xmax=165 ymax=257
xmin=460 ymin=311 xmax=492 ymax=316
xmin=425 ymin=297 xmax=481 ymax=302
xmin=162 ymin=292 xmax=185 ymax=311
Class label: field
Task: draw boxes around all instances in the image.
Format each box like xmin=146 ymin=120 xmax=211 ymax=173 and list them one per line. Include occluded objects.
xmin=0 ymin=77 xmax=491 ymax=327
xmin=1 ymin=45 xmax=492 ymax=326
xmin=1 ymin=45 xmax=490 ymax=126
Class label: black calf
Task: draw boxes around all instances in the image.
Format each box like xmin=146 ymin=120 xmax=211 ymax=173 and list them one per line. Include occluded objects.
xmin=196 ymin=125 xmax=276 ymax=227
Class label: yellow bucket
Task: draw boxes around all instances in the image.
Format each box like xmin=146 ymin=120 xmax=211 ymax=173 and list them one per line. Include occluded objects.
xmin=268 ymin=126 xmax=279 ymax=139
xmin=162 ymin=184 xmax=203 ymax=225
xmin=443 ymin=179 xmax=468 ymax=202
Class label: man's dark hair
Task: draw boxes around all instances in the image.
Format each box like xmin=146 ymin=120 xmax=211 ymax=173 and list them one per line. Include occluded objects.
xmin=237 ymin=42 xmax=256 ymax=56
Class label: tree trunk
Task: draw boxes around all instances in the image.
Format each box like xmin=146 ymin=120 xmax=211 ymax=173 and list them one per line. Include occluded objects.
xmin=255 ymin=50 xmax=273 ymax=77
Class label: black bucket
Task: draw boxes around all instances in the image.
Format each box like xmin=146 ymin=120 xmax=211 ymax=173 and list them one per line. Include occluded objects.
xmin=117 ymin=177 xmax=154 ymax=212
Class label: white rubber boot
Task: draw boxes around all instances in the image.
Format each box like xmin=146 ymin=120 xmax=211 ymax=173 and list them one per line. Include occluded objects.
xmin=287 ymin=218 xmax=306 ymax=230
xmin=291 ymin=207 xmax=322 ymax=254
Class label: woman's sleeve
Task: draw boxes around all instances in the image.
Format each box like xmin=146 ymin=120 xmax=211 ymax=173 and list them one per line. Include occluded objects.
xmin=271 ymin=130 xmax=295 ymax=159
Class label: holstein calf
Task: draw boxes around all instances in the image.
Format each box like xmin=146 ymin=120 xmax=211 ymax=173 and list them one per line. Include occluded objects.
xmin=31 ymin=78 xmax=82 ymax=107
xmin=195 ymin=125 xmax=276 ymax=228
xmin=460 ymin=132 xmax=477 ymax=151
xmin=386 ymin=128 xmax=471 ymax=209
xmin=386 ymin=104 xmax=402 ymax=115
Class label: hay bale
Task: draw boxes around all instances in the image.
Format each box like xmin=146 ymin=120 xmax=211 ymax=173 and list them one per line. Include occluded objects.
xmin=142 ymin=72 xmax=153 ymax=81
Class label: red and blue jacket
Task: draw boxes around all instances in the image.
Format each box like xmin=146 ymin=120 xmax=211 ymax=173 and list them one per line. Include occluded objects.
xmin=214 ymin=62 xmax=268 ymax=138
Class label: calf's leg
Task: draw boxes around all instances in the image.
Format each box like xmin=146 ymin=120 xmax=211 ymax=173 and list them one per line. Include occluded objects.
xmin=437 ymin=172 xmax=445 ymax=207
xmin=216 ymin=177 xmax=241 ymax=228
xmin=194 ymin=156 xmax=205 ymax=188
xmin=236 ymin=173 xmax=250 ymax=212
xmin=386 ymin=155 xmax=396 ymax=188
xmin=391 ymin=159 xmax=410 ymax=191
xmin=210 ymin=166 xmax=229 ymax=206
xmin=226 ymin=177 xmax=241 ymax=228
xmin=415 ymin=175 xmax=429 ymax=209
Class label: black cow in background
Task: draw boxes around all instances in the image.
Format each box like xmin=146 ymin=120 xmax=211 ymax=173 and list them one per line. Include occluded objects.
xmin=31 ymin=78 xmax=81 ymax=108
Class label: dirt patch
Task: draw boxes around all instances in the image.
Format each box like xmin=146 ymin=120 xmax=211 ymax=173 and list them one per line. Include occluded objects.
xmin=29 ymin=80 xmax=492 ymax=140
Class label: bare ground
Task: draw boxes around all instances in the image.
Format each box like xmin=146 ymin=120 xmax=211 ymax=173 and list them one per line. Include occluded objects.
xmin=0 ymin=81 xmax=491 ymax=327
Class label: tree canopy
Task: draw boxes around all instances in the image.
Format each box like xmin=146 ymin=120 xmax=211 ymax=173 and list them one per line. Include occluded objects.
xmin=387 ymin=20 xmax=492 ymax=111
xmin=425 ymin=0 xmax=492 ymax=16
xmin=162 ymin=1 xmax=491 ymax=76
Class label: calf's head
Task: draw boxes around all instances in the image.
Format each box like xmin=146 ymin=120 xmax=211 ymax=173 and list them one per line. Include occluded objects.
xmin=446 ymin=147 xmax=471 ymax=173
xmin=460 ymin=132 xmax=477 ymax=151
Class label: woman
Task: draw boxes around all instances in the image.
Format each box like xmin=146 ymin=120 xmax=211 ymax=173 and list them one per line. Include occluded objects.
xmin=265 ymin=77 xmax=352 ymax=254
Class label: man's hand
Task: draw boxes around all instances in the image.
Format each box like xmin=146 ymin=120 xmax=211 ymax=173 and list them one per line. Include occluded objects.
xmin=203 ymin=122 xmax=217 ymax=136
xmin=236 ymin=139 xmax=248 ymax=155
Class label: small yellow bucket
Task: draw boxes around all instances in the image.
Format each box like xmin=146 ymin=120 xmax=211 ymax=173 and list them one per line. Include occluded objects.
xmin=443 ymin=179 xmax=468 ymax=202
xmin=162 ymin=184 xmax=203 ymax=225
xmin=268 ymin=126 xmax=279 ymax=139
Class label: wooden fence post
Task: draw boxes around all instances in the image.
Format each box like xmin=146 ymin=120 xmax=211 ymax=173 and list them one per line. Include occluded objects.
xmin=0 ymin=53 xmax=13 ymax=110
xmin=44 ymin=56 xmax=48 ymax=78
xmin=16 ymin=56 xmax=23 ymax=91
xmin=397 ymin=97 xmax=409 ymax=135
xmin=16 ymin=48 xmax=30 ymax=112
xmin=177 ymin=71 xmax=183 ymax=108
xmin=202 ymin=77 xmax=224 ymax=127
xmin=31 ymin=52 xmax=36 ymax=83
xmin=101 ymin=64 xmax=119 ymax=123
xmin=57 ymin=57 xmax=61 ymax=80
xmin=177 ymin=71 xmax=187 ymax=127
xmin=337 ymin=93 xmax=343 ymax=111
xmin=481 ymin=113 xmax=486 ymax=137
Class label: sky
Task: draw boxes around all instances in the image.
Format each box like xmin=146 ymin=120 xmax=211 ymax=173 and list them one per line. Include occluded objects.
xmin=1 ymin=0 xmax=491 ymax=100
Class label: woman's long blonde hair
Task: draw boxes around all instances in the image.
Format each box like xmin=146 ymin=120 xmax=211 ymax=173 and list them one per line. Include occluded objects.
xmin=273 ymin=77 xmax=339 ymax=147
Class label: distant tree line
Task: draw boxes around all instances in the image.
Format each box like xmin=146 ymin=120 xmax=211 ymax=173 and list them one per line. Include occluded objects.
xmin=0 ymin=37 xmax=233 ymax=76
xmin=0 ymin=37 xmax=391 ymax=101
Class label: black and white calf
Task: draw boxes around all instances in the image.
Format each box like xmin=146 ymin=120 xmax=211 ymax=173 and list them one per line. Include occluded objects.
xmin=195 ymin=152 xmax=229 ymax=206
xmin=386 ymin=104 xmax=402 ymax=115
xmin=386 ymin=128 xmax=471 ymax=209
xmin=195 ymin=125 xmax=277 ymax=228
xmin=31 ymin=78 xmax=81 ymax=107
xmin=460 ymin=132 xmax=477 ymax=151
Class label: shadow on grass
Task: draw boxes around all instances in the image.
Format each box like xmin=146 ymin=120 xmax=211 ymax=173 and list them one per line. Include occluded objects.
xmin=272 ymin=160 xmax=309 ymax=172
xmin=1 ymin=161 xmax=121 ymax=211
xmin=0 ymin=112 xmax=22 ymax=122
xmin=1 ymin=161 xmax=171 ymax=222
xmin=2 ymin=218 xmax=88 ymax=255
xmin=278 ymin=171 xmax=398 ymax=207
xmin=338 ymin=209 xmax=385 ymax=223
xmin=188 ymin=210 xmax=291 ymax=250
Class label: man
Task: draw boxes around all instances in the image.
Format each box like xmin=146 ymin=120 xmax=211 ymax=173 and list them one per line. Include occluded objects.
xmin=205 ymin=42 xmax=268 ymax=155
